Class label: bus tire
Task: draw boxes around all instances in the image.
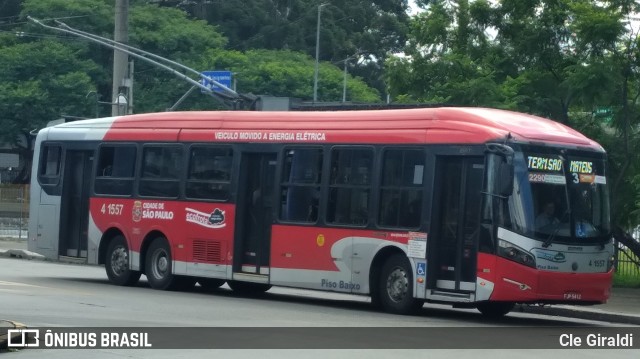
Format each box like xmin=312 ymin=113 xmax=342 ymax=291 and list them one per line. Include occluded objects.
xmin=476 ymin=302 xmax=514 ymax=319
xmin=198 ymin=278 xmax=226 ymax=291
xmin=105 ymin=235 xmax=141 ymax=286
xmin=227 ymin=281 xmax=271 ymax=295
xmin=145 ymin=238 xmax=181 ymax=291
xmin=378 ymin=254 xmax=423 ymax=315
xmin=370 ymin=291 xmax=382 ymax=309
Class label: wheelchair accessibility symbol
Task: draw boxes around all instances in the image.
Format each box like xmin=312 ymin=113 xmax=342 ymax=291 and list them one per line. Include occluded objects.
xmin=416 ymin=262 xmax=426 ymax=276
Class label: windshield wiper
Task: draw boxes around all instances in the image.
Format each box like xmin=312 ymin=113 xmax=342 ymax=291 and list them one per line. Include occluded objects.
xmin=542 ymin=209 xmax=570 ymax=248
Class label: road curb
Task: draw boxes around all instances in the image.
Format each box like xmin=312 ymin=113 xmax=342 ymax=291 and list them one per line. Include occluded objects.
xmin=0 ymin=320 xmax=28 ymax=349
xmin=518 ymin=305 xmax=640 ymax=325
xmin=0 ymin=249 xmax=46 ymax=261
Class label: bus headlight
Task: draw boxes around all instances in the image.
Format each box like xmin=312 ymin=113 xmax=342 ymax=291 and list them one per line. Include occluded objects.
xmin=497 ymin=239 xmax=536 ymax=269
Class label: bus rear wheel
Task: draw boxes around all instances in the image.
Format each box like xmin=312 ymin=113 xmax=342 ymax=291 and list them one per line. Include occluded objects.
xmin=145 ymin=238 xmax=182 ymax=291
xmin=105 ymin=235 xmax=141 ymax=286
xmin=378 ymin=254 xmax=423 ymax=315
xmin=476 ymin=302 xmax=514 ymax=319
xmin=227 ymin=281 xmax=271 ymax=295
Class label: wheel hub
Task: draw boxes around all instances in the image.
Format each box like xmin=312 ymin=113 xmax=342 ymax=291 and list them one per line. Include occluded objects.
xmin=152 ymin=249 xmax=169 ymax=279
xmin=110 ymin=246 xmax=128 ymax=276
xmin=158 ymin=256 xmax=168 ymax=272
xmin=386 ymin=267 xmax=408 ymax=302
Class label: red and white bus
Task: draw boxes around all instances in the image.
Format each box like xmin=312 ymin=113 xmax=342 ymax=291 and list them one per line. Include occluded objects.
xmin=28 ymin=107 xmax=614 ymax=317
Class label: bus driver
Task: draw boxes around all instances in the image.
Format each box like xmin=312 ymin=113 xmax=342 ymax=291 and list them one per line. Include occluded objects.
xmin=536 ymin=202 xmax=559 ymax=230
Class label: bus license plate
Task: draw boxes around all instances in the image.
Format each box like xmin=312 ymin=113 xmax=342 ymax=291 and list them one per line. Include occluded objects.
xmin=563 ymin=292 xmax=582 ymax=300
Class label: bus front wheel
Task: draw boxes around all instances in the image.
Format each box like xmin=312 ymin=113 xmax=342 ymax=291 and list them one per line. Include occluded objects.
xmin=476 ymin=302 xmax=514 ymax=319
xmin=105 ymin=235 xmax=141 ymax=286
xmin=145 ymin=238 xmax=182 ymax=291
xmin=378 ymin=254 xmax=423 ymax=315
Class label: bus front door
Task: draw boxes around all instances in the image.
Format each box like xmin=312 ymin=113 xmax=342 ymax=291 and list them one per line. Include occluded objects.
xmin=234 ymin=152 xmax=277 ymax=279
xmin=59 ymin=150 xmax=93 ymax=258
xmin=431 ymin=157 xmax=483 ymax=295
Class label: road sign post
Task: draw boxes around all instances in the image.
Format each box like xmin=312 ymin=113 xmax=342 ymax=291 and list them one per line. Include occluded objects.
xmin=200 ymin=71 xmax=232 ymax=93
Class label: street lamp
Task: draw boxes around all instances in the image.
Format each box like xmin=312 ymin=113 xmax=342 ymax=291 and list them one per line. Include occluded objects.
xmin=86 ymin=91 xmax=128 ymax=118
xmin=116 ymin=93 xmax=128 ymax=115
xmin=342 ymin=51 xmax=362 ymax=102
xmin=313 ymin=3 xmax=328 ymax=103
xmin=343 ymin=57 xmax=348 ymax=103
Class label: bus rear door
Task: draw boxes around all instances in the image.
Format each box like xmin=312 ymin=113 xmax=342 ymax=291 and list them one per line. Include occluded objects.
xmin=233 ymin=151 xmax=277 ymax=282
xmin=59 ymin=149 xmax=93 ymax=259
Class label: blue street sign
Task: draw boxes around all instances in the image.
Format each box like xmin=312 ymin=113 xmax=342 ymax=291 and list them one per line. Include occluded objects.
xmin=200 ymin=70 xmax=232 ymax=93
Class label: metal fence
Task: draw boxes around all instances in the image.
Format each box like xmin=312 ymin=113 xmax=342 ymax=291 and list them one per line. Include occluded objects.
xmin=0 ymin=168 xmax=23 ymax=184
xmin=0 ymin=184 xmax=29 ymax=239
xmin=616 ymin=245 xmax=640 ymax=277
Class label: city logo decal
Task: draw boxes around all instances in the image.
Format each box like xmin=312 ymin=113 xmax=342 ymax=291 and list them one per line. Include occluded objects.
xmin=132 ymin=201 xmax=142 ymax=222
xmin=186 ymin=208 xmax=226 ymax=229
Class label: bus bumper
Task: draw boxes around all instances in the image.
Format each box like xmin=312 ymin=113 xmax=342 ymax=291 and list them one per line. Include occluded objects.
xmin=479 ymin=255 xmax=613 ymax=304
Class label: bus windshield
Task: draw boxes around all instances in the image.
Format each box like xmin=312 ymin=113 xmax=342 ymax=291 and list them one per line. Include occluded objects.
xmin=500 ymin=148 xmax=611 ymax=245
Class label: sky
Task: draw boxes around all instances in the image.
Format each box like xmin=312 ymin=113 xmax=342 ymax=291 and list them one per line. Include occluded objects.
xmin=408 ymin=0 xmax=423 ymax=16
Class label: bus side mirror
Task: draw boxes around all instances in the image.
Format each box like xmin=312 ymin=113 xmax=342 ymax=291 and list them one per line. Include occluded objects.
xmin=495 ymin=156 xmax=514 ymax=197
xmin=486 ymin=144 xmax=514 ymax=198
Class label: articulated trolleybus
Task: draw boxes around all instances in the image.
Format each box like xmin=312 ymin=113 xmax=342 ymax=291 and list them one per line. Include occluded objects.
xmin=29 ymin=107 xmax=613 ymax=317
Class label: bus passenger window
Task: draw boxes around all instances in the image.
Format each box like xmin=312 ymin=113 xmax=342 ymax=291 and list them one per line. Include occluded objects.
xmin=185 ymin=146 xmax=233 ymax=201
xmin=38 ymin=145 xmax=62 ymax=185
xmin=94 ymin=145 xmax=136 ymax=196
xmin=327 ymin=147 xmax=373 ymax=226
xmin=139 ymin=145 xmax=182 ymax=198
xmin=280 ymin=147 xmax=322 ymax=223
xmin=377 ymin=148 xmax=425 ymax=229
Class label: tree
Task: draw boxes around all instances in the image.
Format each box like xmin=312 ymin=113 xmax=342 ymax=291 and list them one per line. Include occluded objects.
xmin=0 ymin=40 xmax=98 ymax=182
xmin=389 ymin=0 xmax=640 ymax=229
xmin=20 ymin=0 xmax=229 ymax=114
xmin=150 ymin=0 xmax=411 ymax=95
xmin=386 ymin=0 xmax=502 ymax=105
xmin=8 ymin=0 xmax=381 ymax=113
xmin=150 ymin=49 xmax=380 ymax=111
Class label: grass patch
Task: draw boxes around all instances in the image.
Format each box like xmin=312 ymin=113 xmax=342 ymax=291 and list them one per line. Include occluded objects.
xmin=613 ymin=272 xmax=640 ymax=288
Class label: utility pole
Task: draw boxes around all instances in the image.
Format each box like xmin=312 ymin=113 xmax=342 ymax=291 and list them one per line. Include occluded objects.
xmin=342 ymin=57 xmax=348 ymax=103
xmin=313 ymin=3 xmax=327 ymax=103
xmin=30 ymin=16 xmax=243 ymax=110
xmin=112 ymin=0 xmax=129 ymax=116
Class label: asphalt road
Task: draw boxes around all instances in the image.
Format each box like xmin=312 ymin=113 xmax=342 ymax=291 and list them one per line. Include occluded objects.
xmin=1 ymin=257 xmax=637 ymax=358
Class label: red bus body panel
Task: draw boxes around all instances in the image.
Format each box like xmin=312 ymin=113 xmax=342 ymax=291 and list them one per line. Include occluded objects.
xmin=477 ymin=253 xmax=612 ymax=303
xmin=90 ymin=198 xmax=236 ymax=265
xmin=99 ymin=108 xmax=601 ymax=149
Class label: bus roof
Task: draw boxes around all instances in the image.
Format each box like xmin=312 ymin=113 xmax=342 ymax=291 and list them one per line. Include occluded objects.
xmin=50 ymin=107 xmax=602 ymax=149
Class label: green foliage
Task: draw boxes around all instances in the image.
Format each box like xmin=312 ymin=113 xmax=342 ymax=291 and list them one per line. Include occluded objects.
xmin=613 ymin=272 xmax=640 ymax=288
xmin=0 ymin=40 xmax=98 ymax=144
xmin=150 ymin=0 xmax=410 ymax=95
xmin=3 ymin=0 xmax=381 ymax=114
xmin=166 ymin=49 xmax=380 ymax=110
xmin=129 ymin=4 xmax=227 ymax=58
xmin=153 ymin=0 xmax=409 ymax=61
xmin=614 ymin=249 xmax=640 ymax=288
xmin=387 ymin=0 xmax=640 ymax=229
